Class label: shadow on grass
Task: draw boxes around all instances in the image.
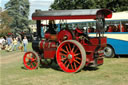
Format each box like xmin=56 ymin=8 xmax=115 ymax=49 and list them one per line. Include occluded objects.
xmin=21 ymin=66 xmax=27 ymax=70
xmin=104 ymin=55 xmax=128 ymax=58
xmin=83 ymin=67 xmax=99 ymax=71
xmin=21 ymin=61 xmax=99 ymax=73
xmin=40 ymin=63 xmax=99 ymax=73
xmin=21 ymin=62 xmax=63 ymax=72
xmin=39 ymin=62 xmax=63 ymax=72
xmin=115 ymin=55 xmax=128 ymax=58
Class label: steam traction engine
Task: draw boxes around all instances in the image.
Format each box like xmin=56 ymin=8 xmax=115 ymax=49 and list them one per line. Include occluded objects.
xmin=23 ymin=9 xmax=112 ymax=73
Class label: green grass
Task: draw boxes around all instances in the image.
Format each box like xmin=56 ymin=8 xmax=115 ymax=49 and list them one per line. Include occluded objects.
xmin=0 ymin=45 xmax=128 ymax=85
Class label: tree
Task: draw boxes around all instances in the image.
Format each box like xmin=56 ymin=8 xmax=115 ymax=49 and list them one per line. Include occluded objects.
xmin=105 ymin=0 xmax=128 ymax=12
xmin=51 ymin=0 xmax=128 ymax=12
xmin=0 ymin=11 xmax=12 ymax=36
xmin=5 ymin=0 xmax=30 ymax=33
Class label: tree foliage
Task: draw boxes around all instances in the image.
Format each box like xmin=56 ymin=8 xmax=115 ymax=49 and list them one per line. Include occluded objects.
xmin=5 ymin=0 xmax=30 ymax=33
xmin=0 ymin=11 xmax=12 ymax=29
xmin=51 ymin=0 xmax=128 ymax=12
xmin=0 ymin=11 xmax=12 ymax=37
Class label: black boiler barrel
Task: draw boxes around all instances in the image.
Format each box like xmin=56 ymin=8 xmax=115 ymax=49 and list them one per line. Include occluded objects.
xmin=32 ymin=40 xmax=41 ymax=52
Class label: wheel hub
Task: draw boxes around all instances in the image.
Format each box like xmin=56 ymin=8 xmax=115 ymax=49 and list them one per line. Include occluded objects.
xmin=68 ymin=54 xmax=73 ymax=59
xmin=104 ymin=47 xmax=112 ymax=56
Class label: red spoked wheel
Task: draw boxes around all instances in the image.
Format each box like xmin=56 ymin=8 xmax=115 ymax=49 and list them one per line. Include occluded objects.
xmin=56 ymin=40 xmax=86 ymax=73
xmin=23 ymin=51 xmax=40 ymax=70
xmin=57 ymin=29 xmax=75 ymax=43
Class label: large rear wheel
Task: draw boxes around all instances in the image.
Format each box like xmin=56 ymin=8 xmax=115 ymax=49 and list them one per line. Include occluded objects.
xmin=56 ymin=40 xmax=86 ymax=73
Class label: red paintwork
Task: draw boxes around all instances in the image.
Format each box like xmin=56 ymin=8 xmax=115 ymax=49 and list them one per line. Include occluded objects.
xmin=40 ymin=40 xmax=57 ymax=59
xmin=41 ymin=30 xmax=106 ymax=68
xmin=57 ymin=30 xmax=73 ymax=43
xmin=32 ymin=9 xmax=112 ymax=20
xmin=97 ymin=9 xmax=112 ymax=18
xmin=32 ymin=15 xmax=96 ymax=20
xmin=23 ymin=52 xmax=38 ymax=70
xmin=84 ymin=37 xmax=106 ymax=66
xmin=75 ymin=28 xmax=83 ymax=34
xmin=44 ymin=33 xmax=51 ymax=39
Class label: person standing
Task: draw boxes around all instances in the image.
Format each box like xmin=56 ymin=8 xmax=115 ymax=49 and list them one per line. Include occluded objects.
xmin=16 ymin=36 xmax=22 ymax=50
xmin=22 ymin=36 xmax=28 ymax=52
xmin=11 ymin=37 xmax=18 ymax=51
xmin=7 ymin=36 xmax=12 ymax=46
xmin=7 ymin=36 xmax=13 ymax=51
xmin=0 ymin=37 xmax=5 ymax=50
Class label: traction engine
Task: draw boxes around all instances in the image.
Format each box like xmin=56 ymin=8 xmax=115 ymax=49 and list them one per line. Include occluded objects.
xmin=23 ymin=9 xmax=112 ymax=73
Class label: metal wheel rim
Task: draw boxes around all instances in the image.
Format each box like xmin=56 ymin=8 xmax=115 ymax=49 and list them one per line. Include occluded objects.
xmin=56 ymin=40 xmax=86 ymax=73
xmin=104 ymin=47 xmax=113 ymax=57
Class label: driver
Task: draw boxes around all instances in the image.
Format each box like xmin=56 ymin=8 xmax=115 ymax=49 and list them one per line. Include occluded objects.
xmin=46 ymin=20 xmax=57 ymax=34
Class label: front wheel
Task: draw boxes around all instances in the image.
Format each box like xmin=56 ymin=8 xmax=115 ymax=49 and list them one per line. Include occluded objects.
xmin=56 ymin=40 xmax=86 ymax=73
xmin=104 ymin=45 xmax=115 ymax=58
xmin=23 ymin=51 xmax=40 ymax=70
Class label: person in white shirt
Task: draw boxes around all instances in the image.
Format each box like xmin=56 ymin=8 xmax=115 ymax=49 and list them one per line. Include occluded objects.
xmin=0 ymin=37 xmax=5 ymax=50
xmin=22 ymin=36 xmax=28 ymax=52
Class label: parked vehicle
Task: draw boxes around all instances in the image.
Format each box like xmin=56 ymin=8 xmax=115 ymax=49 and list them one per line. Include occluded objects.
xmin=104 ymin=24 xmax=128 ymax=58
xmin=23 ymin=9 xmax=112 ymax=73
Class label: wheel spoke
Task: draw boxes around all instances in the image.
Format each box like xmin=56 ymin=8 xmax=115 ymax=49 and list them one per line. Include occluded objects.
xmin=29 ymin=53 xmax=32 ymax=58
xmin=74 ymin=59 xmax=80 ymax=64
xmin=74 ymin=53 xmax=80 ymax=57
xmin=66 ymin=63 xmax=70 ymax=69
xmin=31 ymin=63 xmax=34 ymax=68
xmin=26 ymin=57 xmax=32 ymax=60
xmin=64 ymin=60 xmax=68 ymax=65
xmin=71 ymin=63 xmax=74 ymax=70
xmin=30 ymin=63 xmax=32 ymax=68
xmin=60 ymin=48 xmax=67 ymax=54
xmin=75 ymin=57 xmax=81 ymax=60
xmin=59 ymin=52 xmax=67 ymax=57
xmin=32 ymin=59 xmax=36 ymax=61
xmin=74 ymin=48 xmax=78 ymax=53
xmin=31 ymin=56 xmax=37 ymax=61
xmin=32 ymin=62 xmax=37 ymax=67
xmin=65 ymin=46 xmax=69 ymax=53
xmin=68 ymin=43 xmax=71 ymax=51
xmin=31 ymin=55 xmax=35 ymax=59
xmin=27 ymin=61 xmax=31 ymax=66
xmin=61 ymin=57 xmax=67 ymax=61
xmin=71 ymin=45 xmax=75 ymax=52
xmin=74 ymin=62 xmax=77 ymax=70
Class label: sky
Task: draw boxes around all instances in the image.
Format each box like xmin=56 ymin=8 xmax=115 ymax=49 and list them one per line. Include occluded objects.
xmin=0 ymin=0 xmax=54 ymax=19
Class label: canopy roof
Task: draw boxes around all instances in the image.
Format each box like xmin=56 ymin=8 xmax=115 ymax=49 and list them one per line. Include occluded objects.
xmin=111 ymin=11 xmax=128 ymax=20
xmin=32 ymin=9 xmax=112 ymax=20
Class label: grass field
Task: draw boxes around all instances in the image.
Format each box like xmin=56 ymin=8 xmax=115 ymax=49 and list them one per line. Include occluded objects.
xmin=0 ymin=43 xmax=128 ymax=85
